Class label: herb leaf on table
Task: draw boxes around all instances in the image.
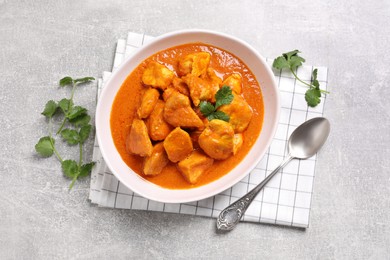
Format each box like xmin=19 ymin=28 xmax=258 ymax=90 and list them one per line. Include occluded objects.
xmin=273 ymin=50 xmax=329 ymax=107
xmin=35 ymin=76 xmax=95 ymax=190
xmin=35 ymin=136 xmax=55 ymax=157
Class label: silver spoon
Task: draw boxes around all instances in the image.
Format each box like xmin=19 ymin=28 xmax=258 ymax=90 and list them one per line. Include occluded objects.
xmin=216 ymin=117 xmax=330 ymax=231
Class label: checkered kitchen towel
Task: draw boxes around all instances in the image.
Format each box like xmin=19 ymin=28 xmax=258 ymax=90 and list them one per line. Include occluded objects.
xmin=89 ymin=32 xmax=328 ymax=228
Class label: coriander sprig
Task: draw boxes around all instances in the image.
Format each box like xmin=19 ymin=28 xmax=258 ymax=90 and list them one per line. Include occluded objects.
xmin=199 ymin=86 xmax=234 ymax=122
xmin=57 ymin=76 xmax=94 ymax=134
xmin=273 ymin=50 xmax=329 ymax=107
xmin=35 ymin=76 xmax=95 ymax=190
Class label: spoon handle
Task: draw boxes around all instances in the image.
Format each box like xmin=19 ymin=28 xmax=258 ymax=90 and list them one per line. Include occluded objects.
xmin=216 ymin=156 xmax=293 ymax=231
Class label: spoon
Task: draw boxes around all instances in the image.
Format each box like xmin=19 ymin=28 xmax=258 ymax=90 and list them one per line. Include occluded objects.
xmin=216 ymin=117 xmax=330 ymax=231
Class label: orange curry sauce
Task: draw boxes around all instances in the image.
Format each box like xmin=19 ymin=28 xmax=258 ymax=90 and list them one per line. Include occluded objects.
xmin=110 ymin=43 xmax=264 ymax=189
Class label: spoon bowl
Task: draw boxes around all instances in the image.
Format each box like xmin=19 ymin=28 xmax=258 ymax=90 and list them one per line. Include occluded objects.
xmin=288 ymin=117 xmax=330 ymax=159
xmin=217 ymin=117 xmax=331 ymax=231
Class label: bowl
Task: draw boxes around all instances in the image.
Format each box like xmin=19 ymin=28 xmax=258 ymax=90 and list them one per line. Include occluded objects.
xmin=95 ymin=29 xmax=280 ymax=203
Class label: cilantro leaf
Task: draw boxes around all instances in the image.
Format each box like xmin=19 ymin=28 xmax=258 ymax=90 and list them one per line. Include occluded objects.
xmin=305 ymin=88 xmax=321 ymax=107
xmin=79 ymin=124 xmax=92 ymax=144
xmin=61 ymin=129 xmax=80 ymax=145
xmin=215 ymin=86 xmax=234 ymax=108
xmin=35 ymin=136 xmax=55 ymax=157
xmin=273 ymin=50 xmax=329 ymax=107
xmin=69 ymin=114 xmax=91 ymax=127
xmin=311 ymin=68 xmax=319 ymax=88
xmin=272 ymin=56 xmax=289 ymax=70
xmin=199 ymin=86 xmax=234 ymax=121
xmin=79 ymin=162 xmax=95 ymax=177
xmin=61 ymin=160 xmax=78 ymax=178
xmin=74 ymin=77 xmax=95 ymax=84
xmin=283 ymin=50 xmax=300 ymax=60
xmin=38 ymin=75 xmax=96 ymax=191
xmin=59 ymin=77 xmax=74 ymax=87
xmin=207 ymin=111 xmax=230 ymax=122
xmin=288 ymin=55 xmax=305 ymax=71
xmin=273 ymin=50 xmax=305 ymax=71
xmin=62 ymin=160 xmax=95 ymax=190
xmin=41 ymin=100 xmax=58 ymax=118
xmin=58 ymin=98 xmax=73 ymax=115
xmin=199 ymin=101 xmax=215 ymax=117
xmin=67 ymin=106 xmax=87 ymax=120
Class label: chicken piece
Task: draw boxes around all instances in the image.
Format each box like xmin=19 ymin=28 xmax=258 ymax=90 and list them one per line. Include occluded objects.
xmin=147 ymin=100 xmax=173 ymax=141
xmin=142 ymin=61 xmax=174 ymax=90
xmin=202 ymin=68 xmax=222 ymax=102
xmin=232 ymin=133 xmax=243 ymax=155
xmin=189 ymin=129 xmax=203 ymax=149
xmin=192 ymin=105 xmax=209 ymax=120
xmin=191 ymin=52 xmax=211 ymax=77
xmin=126 ymin=119 xmax=153 ymax=157
xmin=177 ymin=151 xmax=214 ymax=184
xmin=162 ymin=87 xmax=178 ymax=101
xmin=182 ymin=74 xmax=213 ymax=106
xmin=178 ymin=52 xmax=211 ymax=77
xmin=163 ymin=127 xmax=193 ymax=162
xmin=143 ymin=142 xmax=169 ymax=176
xmin=218 ymin=93 xmax=253 ymax=133
xmin=137 ymin=88 xmax=160 ymax=119
xmin=182 ymin=68 xmax=222 ymax=106
xmin=163 ymin=91 xmax=204 ymax=128
xmin=198 ymin=119 xmax=234 ymax=160
xmin=222 ymin=74 xmax=242 ymax=94
xmin=178 ymin=54 xmax=193 ymax=76
xmin=172 ymin=76 xmax=190 ymax=97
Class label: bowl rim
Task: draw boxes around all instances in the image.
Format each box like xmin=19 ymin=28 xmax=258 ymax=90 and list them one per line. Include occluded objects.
xmin=95 ymin=29 xmax=280 ymax=203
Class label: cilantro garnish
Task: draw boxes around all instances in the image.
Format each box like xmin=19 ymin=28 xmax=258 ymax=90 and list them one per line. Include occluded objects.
xmin=199 ymin=86 xmax=233 ymax=122
xmin=35 ymin=76 xmax=95 ymax=190
xmin=273 ymin=50 xmax=329 ymax=107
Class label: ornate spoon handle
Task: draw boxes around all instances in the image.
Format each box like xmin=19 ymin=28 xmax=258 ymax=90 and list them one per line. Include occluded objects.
xmin=216 ymin=156 xmax=293 ymax=231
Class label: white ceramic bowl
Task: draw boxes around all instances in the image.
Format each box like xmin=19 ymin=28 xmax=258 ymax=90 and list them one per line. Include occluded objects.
xmin=96 ymin=29 xmax=280 ymax=203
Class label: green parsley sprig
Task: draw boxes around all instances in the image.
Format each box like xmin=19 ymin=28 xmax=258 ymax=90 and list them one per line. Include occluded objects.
xmin=272 ymin=50 xmax=329 ymax=107
xmin=199 ymin=86 xmax=234 ymax=122
xmin=35 ymin=76 xmax=95 ymax=190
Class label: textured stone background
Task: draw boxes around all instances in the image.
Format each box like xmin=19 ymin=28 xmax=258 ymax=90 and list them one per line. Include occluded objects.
xmin=0 ymin=0 xmax=389 ymax=259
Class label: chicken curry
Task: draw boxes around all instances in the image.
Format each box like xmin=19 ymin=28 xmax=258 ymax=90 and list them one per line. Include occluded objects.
xmin=110 ymin=43 xmax=264 ymax=189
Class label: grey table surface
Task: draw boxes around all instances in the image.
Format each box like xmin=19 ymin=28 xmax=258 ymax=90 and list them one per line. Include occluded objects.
xmin=1 ymin=0 xmax=389 ymax=259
